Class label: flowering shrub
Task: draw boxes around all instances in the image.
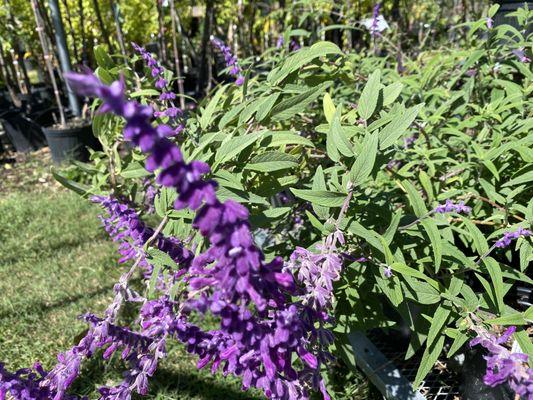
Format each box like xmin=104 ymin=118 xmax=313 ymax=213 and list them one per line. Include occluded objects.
xmin=2 ymin=4 xmax=533 ymax=400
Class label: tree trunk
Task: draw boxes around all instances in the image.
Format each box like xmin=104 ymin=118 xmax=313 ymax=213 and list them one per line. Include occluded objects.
xmin=31 ymin=0 xmax=66 ymax=126
xmin=169 ymin=0 xmax=185 ymax=109
xmin=197 ymin=0 xmax=214 ymax=96
xmin=109 ymin=0 xmax=127 ymax=57
xmin=156 ymin=0 xmax=168 ymax=64
xmin=92 ymin=0 xmax=114 ymax=52
xmin=49 ymin=0 xmax=80 ymax=116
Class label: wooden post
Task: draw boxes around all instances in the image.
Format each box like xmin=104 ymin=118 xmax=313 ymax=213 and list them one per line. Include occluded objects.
xmin=197 ymin=0 xmax=214 ymax=96
xmin=0 ymin=42 xmax=21 ymax=107
xmin=31 ymin=0 xmax=66 ymax=126
xmin=156 ymin=0 xmax=168 ymax=64
xmin=109 ymin=0 xmax=127 ymax=57
xmin=169 ymin=0 xmax=185 ymax=109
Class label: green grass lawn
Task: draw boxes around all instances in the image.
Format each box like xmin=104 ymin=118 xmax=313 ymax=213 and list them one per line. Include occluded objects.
xmin=0 ymin=187 xmax=262 ymax=399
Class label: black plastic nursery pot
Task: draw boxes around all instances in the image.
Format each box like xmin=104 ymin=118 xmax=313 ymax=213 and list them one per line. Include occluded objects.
xmin=494 ymin=1 xmax=533 ymax=34
xmin=0 ymin=109 xmax=47 ymax=153
xmin=43 ymin=122 xmax=97 ymax=164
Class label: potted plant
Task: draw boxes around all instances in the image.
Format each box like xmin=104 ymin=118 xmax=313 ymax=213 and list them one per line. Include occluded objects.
xmin=30 ymin=0 xmax=96 ymax=164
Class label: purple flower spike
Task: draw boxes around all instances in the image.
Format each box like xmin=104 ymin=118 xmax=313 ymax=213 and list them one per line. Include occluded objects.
xmin=470 ymin=325 xmax=533 ymax=398
xmin=64 ymin=72 xmax=333 ymax=400
xmin=362 ymin=3 xmax=389 ymax=37
xmin=211 ymin=37 xmax=245 ymax=86
xmin=494 ymin=227 xmax=532 ymax=249
xmin=433 ymin=199 xmax=471 ymax=214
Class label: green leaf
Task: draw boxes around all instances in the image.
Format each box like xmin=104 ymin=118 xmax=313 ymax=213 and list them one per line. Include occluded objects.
xmin=329 ymin=107 xmax=353 ymax=157
xmin=382 ymin=82 xmax=403 ymax=106
xmin=390 ymin=262 xmax=439 ymax=289
xmin=462 ymin=217 xmax=489 ymax=254
xmin=514 ymin=329 xmax=533 ymax=366
xmin=312 ymin=166 xmax=329 ymax=220
xmin=256 ymin=93 xmax=281 ymax=122
xmin=487 ymin=312 xmax=527 ymax=326
xmin=269 ymin=41 xmax=343 ymax=84
xmin=323 ymin=93 xmax=336 ymax=123
xmin=264 ymin=131 xmax=315 ymax=148
xmin=414 ymin=335 xmax=445 ymax=388
xmin=94 ymin=45 xmax=113 ymax=69
xmin=244 ymin=151 xmax=299 ymax=172
xmin=290 ymin=189 xmax=346 ymax=207
xmin=200 ymin=86 xmax=226 ymax=129
xmin=405 ymin=279 xmax=441 ymax=304
xmin=502 ymin=170 xmax=533 ymax=187
xmin=426 ymin=305 xmax=451 ymax=348
xmin=379 ymin=104 xmax=423 ymax=150
xmin=358 ymin=70 xmax=381 ymax=120
xmin=120 ymin=162 xmax=151 ymax=179
xmin=155 ymin=187 xmax=177 ymax=217
xmin=421 ymin=218 xmax=442 ymax=271
xmin=483 ymin=258 xmax=505 ymax=314
xmin=448 ymin=331 xmax=470 ymax=358
xmin=403 ymin=181 xmax=428 ymax=217
xmin=52 ymin=171 xmax=90 ymax=195
xmin=349 ymin=132 xmax=378 ymax=186
xmin=271 ymin=83 xmax=330 ymax=121
xmin=130 ymin=89 xmax=160 ymax=98
xmin=215 ymin=131 xmax=264 ymax=165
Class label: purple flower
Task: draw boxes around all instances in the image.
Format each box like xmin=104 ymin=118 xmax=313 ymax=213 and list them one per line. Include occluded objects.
xmin=494 ymin=227 xmax=531 ymax=249
xmin=470 ymin=325 xmax=533 ymax=397
xmin=486 ymin=17 xmax=494 ymax=29
xmin=512 ymin=48 xmax=531 ymax=63
xmin=362 ymin=3 xmax=389 ymax=37
xmin=403 ymin=135 xmax=417 ymax=149
xmin=276 ymin=36 xmax=284 ymax=48
xmin=91 ymin=195 xmax=193 ymax=276
xmin=383 ymin=266 xmax=393 ymax=278
xmin=211 ymin=37 xmax=245 ymax=86
xmin=433 ymin=199 xmax=471 ymax=214
xmin=64 ymin=72 xmax=332 ymax=400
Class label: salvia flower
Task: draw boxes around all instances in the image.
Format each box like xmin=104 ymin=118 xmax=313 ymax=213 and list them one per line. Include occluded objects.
xmin=210 ymin=36 xmax=245 ymax=86
xmin=512 ymin=48 xmax=531 ymax=63
xmin=91 ymin=195 xmax=193 ymax=275
xmin=362 ymin=3 xmax=389 ymax=37
xmin=470 ymin=325 xmax=533 ymax=398
xmin=486 ymin=17 xmax=494 ymax=29
xmin=276 ymin=36 xmax=284 ymax=49
xmin=433 ymin=199 xmax=471 ymax=214
xmin=65 ymin=71 xmax=330 ymax=400
xmin=494 ymin=227 xmax=532 ymax=249
xmin=132 ymin=42 xmax=184 ymax=123
xmin=132 ymin=42 xmax=168 ymax=89
xmin=383 ymin=266 xmax=393 ymax=278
